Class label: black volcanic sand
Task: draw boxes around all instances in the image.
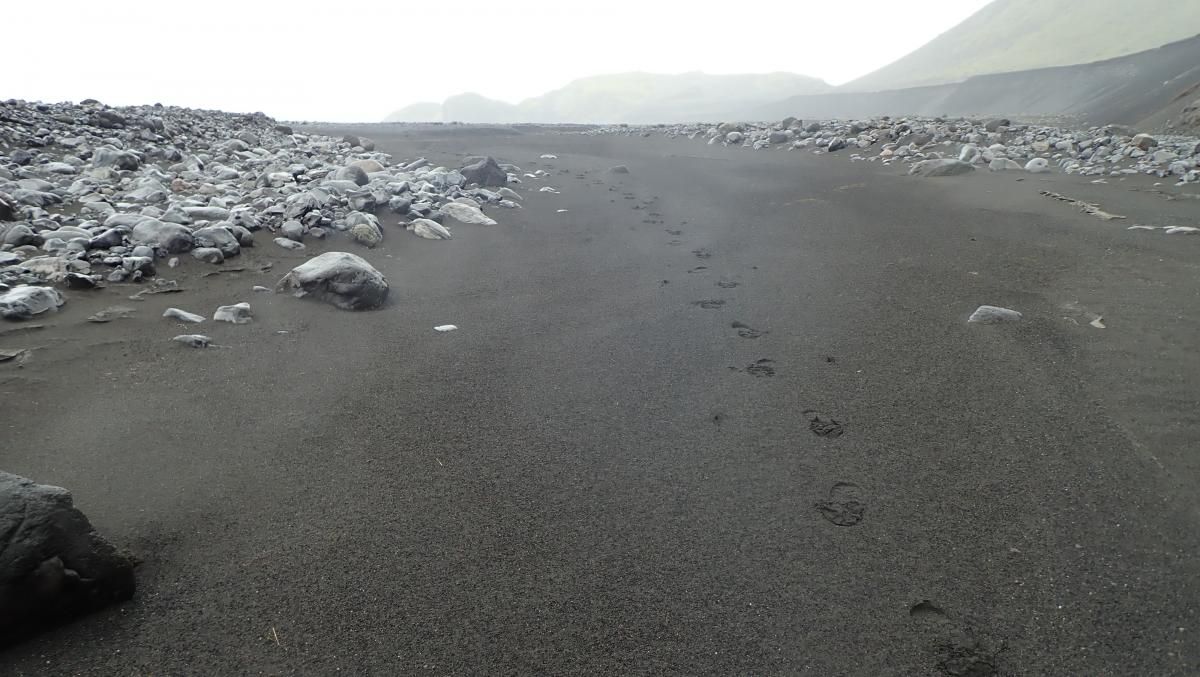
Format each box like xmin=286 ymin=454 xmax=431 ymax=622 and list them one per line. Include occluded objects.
xmin=2 ymin=125 xmax=1198 ymax=675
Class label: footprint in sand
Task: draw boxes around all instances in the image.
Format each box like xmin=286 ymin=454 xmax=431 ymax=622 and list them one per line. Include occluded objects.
xmin=668 ymin=239 xmax=683 ymax=245
xmin=910 ymin=601 xmax=1007 ymax=676
xmin=803 ymin=409 xmax=845 ymax=438
xmin=665 ymin=229 xmax=683 ymax=235
xmin=716 ymin=280 xmax=740 ymax=289
xmin=813 ymin=482 xmax=865 ymax=526
xmin=688 ymin=266 xmax=708 ymax=274
xmin=692 ymin=248 xmax=713 ymax=259
xmin=730 ymin=358 xmax=775 ymax=377
xmin=693 ymin=299 xmax=726 ymax=309
xmin=731 ymin=321 xmax=765 ymax=339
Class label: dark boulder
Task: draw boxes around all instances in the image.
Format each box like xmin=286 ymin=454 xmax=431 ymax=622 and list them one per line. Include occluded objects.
xmin=460 ymin=156 xmax=508 ymax=187
xmin=93 ymin=110 xmax=126 ymax=129
xmin=0 ymin=471 xmax=136 ymax=645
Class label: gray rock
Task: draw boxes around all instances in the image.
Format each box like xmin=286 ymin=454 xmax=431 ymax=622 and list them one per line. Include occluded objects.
xmin=191 ymin=247 xmax=224 ymax=264
xmin=130 ymin=218 xmax=194 ymax=253
xmin=0 ymin=285 xmax=64 ymax=319
xmin=1025 ymin=158 xmax=1050 ymax=173
xmin=213 ymin=302 xmax=251 ymax=324
xmin=0 ymin=471 xmax=136 ymax=642
xmin=1131 ymin=134 xmax=1158 ymax=151
xmin=460 ymin=156 xmax=508 ymax=187
xmin=910 ymin=159 xmax=974 ymax=177
xmin=349 ymin=159 xmax=385 ymax=174
xmin=407 ymin=218 xmax=453 ymax=240
xmin=276 ymin=251 xmax=389 ymax=310
xmin=163 ymin=307 xmax=204 ymax=323
xmin=182 ymin=206 xmax=230 ymax=221
xmin=334 ymin=165 xmax=369 ymax=186
xmin=3 ymin=224 xmax=41 ymax=247
xmin=273 ymin=237 xmax=305 ymax=250
xmin=968 ymin=305 xmax=1023 ymax=324
xmin=91 ymin=148 xmax=140 ymax=171
xmin=191 ymin=226 xmax=241 ymax=256
xmin=348 ymin=218 xmax=383 ymax=249
xmin=280 ymin=220 xmax=305 ymax=242
xmin=441 ymin=201 xmax=496 ymax=225
xmin=984 ymin=118 xmax=1010 ymax=132
xmin=172 ymin=334 xmax=211 ymax=348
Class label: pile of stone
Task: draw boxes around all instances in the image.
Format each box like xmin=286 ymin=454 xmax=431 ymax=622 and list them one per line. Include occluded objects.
xmin=586 ymin=117 xmax=1200 ymax=185
xmin=0 ymin=99 xmax=524 ymax=316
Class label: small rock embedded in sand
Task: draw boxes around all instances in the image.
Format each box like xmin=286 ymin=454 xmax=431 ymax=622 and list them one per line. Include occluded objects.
xmin=910 ymin=159 xmax=974 ymax=177
xmin=163 ymin=307 xmax=204 ymax=323
xmin=434 ymin=324 xmax=458 ymax=332
xmin=968 ymin=305 xmax=1023 ymax=324
xmin=1025 ymin=158 xmax=1050 ymax=173
xmin=274 ymin=237 xmax=306 ymax=251
xmin=213 ymin=302 xmax=252 ymax=324
xmin=441 ymin=201 xmax=497 ymax=225
xmin=407 ymin=218 xmax=453 ymax=240
xmin=191 ymin=247 xmax=224 ymax=264
xmin=609 ymin=165 xmax=630 ymax=174
xmin=172 ymin=334 xmax=211 ymax=348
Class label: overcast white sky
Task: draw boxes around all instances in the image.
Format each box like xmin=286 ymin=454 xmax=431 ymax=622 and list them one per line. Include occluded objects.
xmin=7 ymin=0 xmax=993 ymax=122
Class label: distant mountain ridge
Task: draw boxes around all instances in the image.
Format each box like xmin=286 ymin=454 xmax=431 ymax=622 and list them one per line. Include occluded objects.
xmin=384 ymin=72 xmax=831 ymax=124
xmin=845 ymin=0 xmax=1200 ymax=92
xmin=745 ymin=33 xmax=1200 ymax=130
xmin=383 ymin=0 xmax=1200 ymax=126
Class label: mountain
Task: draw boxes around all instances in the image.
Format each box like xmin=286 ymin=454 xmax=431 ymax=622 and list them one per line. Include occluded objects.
xmin=846 ymin=0 xmax=1200 ymax=92
xmin=749 ymin=34 xmax=1200 ymax=130
xmin=518 ymin=72 xmax=830 ymax=124
xmin=381 ymin=72 xmax=830 ymax=124
xmin=383 ymin=102 xmax=443 ymax=123
xmin=443 ymin=93 xmax=519 ymax=123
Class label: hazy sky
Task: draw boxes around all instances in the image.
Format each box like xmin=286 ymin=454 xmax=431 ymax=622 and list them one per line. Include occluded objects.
xmin=7 ymin=0 xmax=993 ymax=122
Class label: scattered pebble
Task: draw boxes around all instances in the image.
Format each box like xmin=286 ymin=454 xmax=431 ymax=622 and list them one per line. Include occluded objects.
xmin=172 ymin=334 xmax=211 ymax=348
xmin=968 ymin=305 xmax=1023 ymax=324
xmin=162 ymin=307 xmax=204 ymax=323
xmin=213 ymin=302 xmax=252 ymax=324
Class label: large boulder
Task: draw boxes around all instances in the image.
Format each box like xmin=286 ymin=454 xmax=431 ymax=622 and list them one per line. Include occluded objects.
xmin=276 ymin=251 xmax=389 ymax=310
xmin=0 ymin=471 xmax=135 ymax=644
xmin=460 ymin=156 xmax=508 ymax=187
xmin=334 ymin=165 xmax=369 ymax=186
xmin=1131 ymin=134 xmax=1158 ymax=151
xmin=130 ymin=218 xmax=195 ymax=253
xmin=0 ymin=286 xmax=64 ymax=319
xmin=191 ymin=225 xmax=241 ymax=257
xmin=91 ymin=148 xmax=140 ymax=171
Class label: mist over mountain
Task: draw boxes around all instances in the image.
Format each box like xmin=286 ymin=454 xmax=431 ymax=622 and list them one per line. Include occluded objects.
xmin=384 ymin=72 xmax=831 ymax=124
xmin=845 ymin=0 xmax=1200 ymax=92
